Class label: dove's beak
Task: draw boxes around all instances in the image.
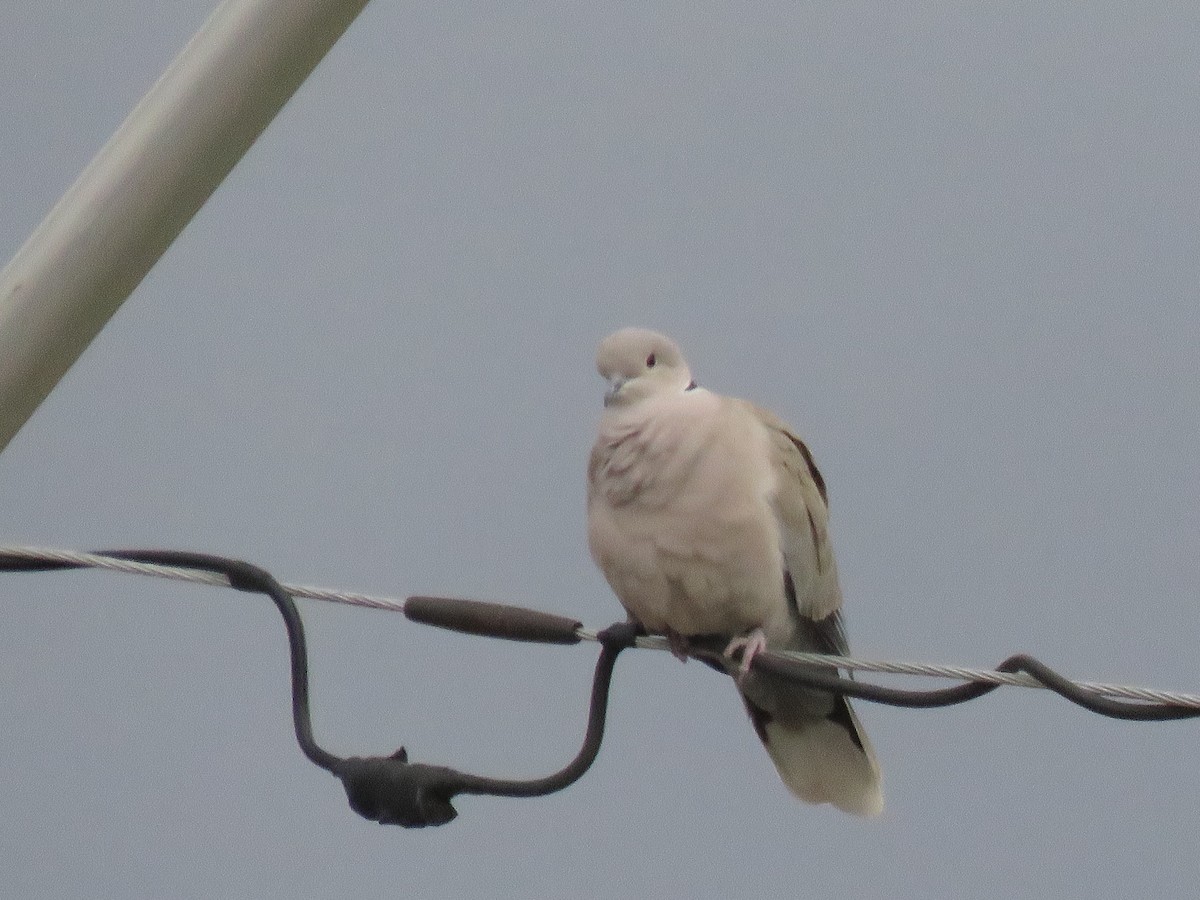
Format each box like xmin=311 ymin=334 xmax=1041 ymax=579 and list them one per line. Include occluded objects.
xmin=603 ymin=376 xmax=626 ymax=407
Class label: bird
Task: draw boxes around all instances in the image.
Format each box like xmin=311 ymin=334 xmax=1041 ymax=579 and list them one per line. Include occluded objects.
xmin=586 ymin=327 xmax=883 ymax=816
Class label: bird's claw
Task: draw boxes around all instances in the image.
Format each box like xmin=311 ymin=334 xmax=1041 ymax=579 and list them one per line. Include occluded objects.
xmin=664 ymin=627 xmax=691 ymax=662
xmin=723 ymin=628 xmax=768 ymax=683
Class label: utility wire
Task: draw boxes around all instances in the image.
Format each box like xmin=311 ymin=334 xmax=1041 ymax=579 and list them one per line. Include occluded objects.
xmin=2 ymin=545 xmax=1199 ymax=827
xmin=6 ymin=545 xmax=1197 ymax=708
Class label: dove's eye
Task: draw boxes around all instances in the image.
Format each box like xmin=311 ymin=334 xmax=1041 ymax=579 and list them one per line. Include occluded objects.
xmin=646 ymin=353 xmax=657 ymax=368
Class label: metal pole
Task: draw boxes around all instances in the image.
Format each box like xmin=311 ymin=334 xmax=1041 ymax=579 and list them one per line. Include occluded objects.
xmin=0 ymin=0 xmax=372 ymax=453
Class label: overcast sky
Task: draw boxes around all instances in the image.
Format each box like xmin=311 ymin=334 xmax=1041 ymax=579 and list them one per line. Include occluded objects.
xmin=2 ymin=2 xmax=1199 ymax=898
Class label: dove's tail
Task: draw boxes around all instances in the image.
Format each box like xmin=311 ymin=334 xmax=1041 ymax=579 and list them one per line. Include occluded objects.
xmin=742 ymin=692 xmax=884 ymax=817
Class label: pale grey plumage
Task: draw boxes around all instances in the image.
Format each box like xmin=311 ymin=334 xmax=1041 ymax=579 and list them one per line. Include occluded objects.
xmin=587 ymin=327 xmax=883 ymax=816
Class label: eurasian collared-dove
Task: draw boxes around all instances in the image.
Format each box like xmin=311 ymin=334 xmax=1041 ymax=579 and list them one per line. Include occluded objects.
xmin=587 ymin=327 xmax=883 ymax=816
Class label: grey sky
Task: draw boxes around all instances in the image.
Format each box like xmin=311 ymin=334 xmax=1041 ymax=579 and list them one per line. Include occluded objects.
xmin=2 ymin=2 xmax=1198 ymax=898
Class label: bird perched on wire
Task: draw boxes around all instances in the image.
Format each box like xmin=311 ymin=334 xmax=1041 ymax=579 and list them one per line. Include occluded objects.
xmin=586 ymin=327 xmax=882 ymax=816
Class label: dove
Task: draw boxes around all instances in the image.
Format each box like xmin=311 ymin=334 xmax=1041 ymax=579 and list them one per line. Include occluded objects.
xmin=586 ymin=327 xmax=883 ymax=816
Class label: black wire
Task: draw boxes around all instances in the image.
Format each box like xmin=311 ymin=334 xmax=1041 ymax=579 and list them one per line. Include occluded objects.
xmin=334 ymin=621 xmax=640 ymax=827
xmin=93 ymin=550 xmax=342 ymax=771
xmin=2 ymin=547 xmax=1198 ymax=830
xmin=741 ymin=649 xmax=1200 ymax=721
xmin=0 ymin=549 xmax=638 ymax=827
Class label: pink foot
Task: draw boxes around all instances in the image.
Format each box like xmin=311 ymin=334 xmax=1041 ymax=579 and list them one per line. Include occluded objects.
xmin=724 ymin=627 xmax=768 ymax=681
xmin=664 ymin=627 xmax=691 ymax=662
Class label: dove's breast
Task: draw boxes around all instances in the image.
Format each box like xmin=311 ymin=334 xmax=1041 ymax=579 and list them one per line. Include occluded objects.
xmin=587 ymin=392 xmax=791 ymax=639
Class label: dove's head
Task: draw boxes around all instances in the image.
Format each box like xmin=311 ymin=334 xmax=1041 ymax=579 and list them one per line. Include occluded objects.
xmin=596 ymin=328 xmax=695 ymax=408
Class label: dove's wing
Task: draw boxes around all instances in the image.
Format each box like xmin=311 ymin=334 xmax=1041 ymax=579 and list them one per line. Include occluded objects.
xmin=754 ymin=404 xmax=843 ymax=623
xmin=737 ymin=405 xmax=883 ymax=816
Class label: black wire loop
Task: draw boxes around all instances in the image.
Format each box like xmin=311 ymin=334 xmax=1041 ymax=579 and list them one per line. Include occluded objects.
xmin=0 ymin=550 xmax=642 ymax=827
xmin=332 ymin=621 xmax=639 ymax=827
xmin=2 ymin=548 xmax=1197 ymax=829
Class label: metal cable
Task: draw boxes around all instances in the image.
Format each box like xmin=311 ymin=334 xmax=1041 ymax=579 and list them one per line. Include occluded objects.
xmin=3 ymin=545 xmax=1199 ymax=828
xmin=6 ymin=545 xmax=1196 ymax=708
